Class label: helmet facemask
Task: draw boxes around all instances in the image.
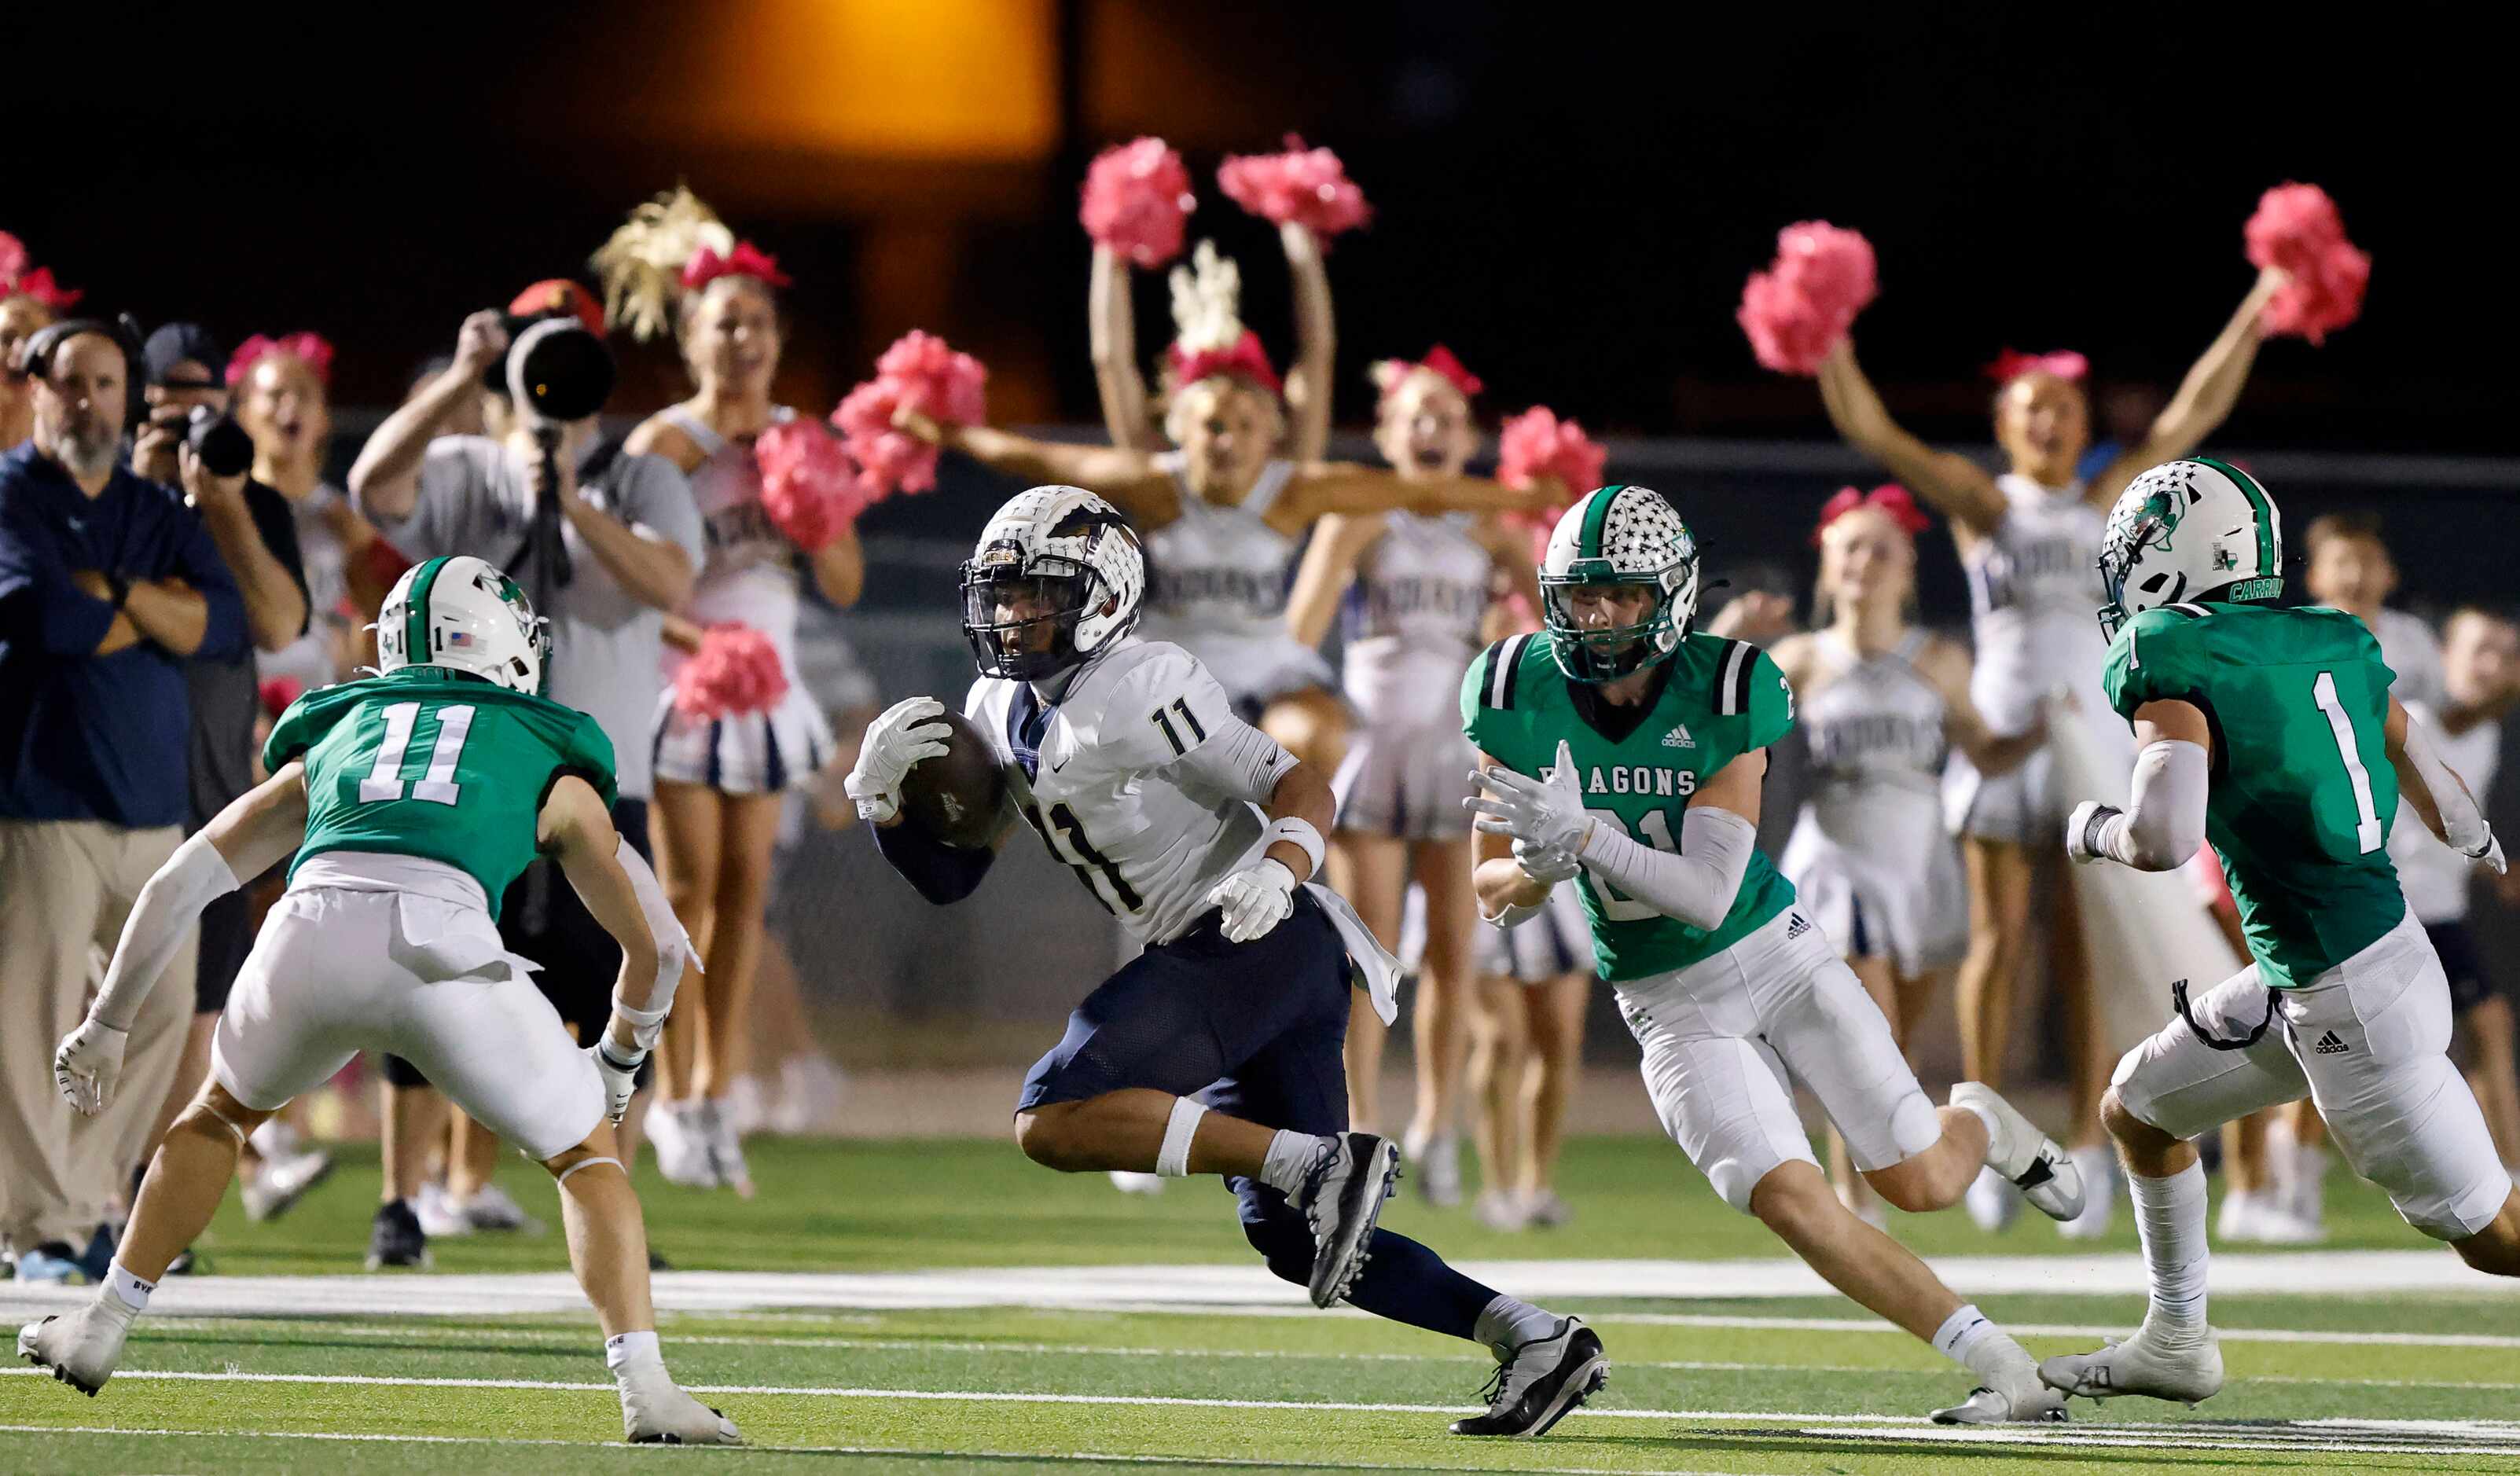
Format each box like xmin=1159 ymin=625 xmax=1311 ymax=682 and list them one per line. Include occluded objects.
xmin=2096 ymin=489 xmax=2180 ymax=641
xmin=961 ymin=555 xmax=1108 ymax=682
xmin=1542 ymin=564 xmax=1687 ymax=682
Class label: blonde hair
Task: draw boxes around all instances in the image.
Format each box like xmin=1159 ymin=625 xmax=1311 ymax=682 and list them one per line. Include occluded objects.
xmin=591 ymin=185 xmax=736 ymax=343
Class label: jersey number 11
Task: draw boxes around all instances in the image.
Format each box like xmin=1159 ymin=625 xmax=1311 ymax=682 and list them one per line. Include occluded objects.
xmin=358 ymin=703 xmax=476 ymax=807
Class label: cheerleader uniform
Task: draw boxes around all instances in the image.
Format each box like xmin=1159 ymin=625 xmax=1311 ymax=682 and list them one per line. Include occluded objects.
xmin=648 ymin=407 xmax=834 ymax=794
xmin=1782 ymin=630 xmax=1967 ymax=977
xmin=1331 ymin=511 xmax=1493 ymax=839
xmin=1137 ymin=453 xmax=1332 ymax=720
xmin=1942 ymin=475 xmax=2129 ymax=840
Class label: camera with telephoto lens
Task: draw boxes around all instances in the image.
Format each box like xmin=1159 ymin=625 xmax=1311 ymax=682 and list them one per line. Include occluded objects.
xmin=490 ymin=317 xmax=616 ymax=427
xmin=182 ymin=406 xmax=255 ymax=479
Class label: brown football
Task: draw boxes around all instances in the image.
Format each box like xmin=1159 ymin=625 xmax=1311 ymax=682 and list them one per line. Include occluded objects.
xmin=900 ymin=709 xmax=1011 ymax=850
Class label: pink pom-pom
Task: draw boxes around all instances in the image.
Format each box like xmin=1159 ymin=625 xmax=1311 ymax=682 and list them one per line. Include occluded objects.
xmin=1216 ymin=135 xmax=1371 ymax=241
xmin=832 ymin=330 xmax=989 ymax=497
xmin=1080 ymin=138 xmax=1196 ymax=268
xmin=673 ymin=623 xmax=791 ymax=721
xmin=2245 ymin=183 xmax=2368 ymax=344
xmin=1496 ymin=406 xmax=1607 ymax=533
xmin=1736 ymin=220 xmax=1879 ymax=376
xmin=754 ymin=420 xmax=862 ymax=553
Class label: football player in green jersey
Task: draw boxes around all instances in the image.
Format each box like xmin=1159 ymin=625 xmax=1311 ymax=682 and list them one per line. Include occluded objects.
xmin=22 ymin=556 xmax=740 ymax=1445
xmin=2043 ymin=460 xmax=2516 ymax=1408
xmin=1464 ymin=486 xmax=2082 ymax=1424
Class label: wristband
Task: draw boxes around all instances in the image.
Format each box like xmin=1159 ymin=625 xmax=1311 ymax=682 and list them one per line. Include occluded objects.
xmin=597 ymin=1039 xmax=648 ymax=1073
xmin=1266 ymin=817 xmax=1327 ymax=880
xmin=610 ymin=993 xmax=670 ymax=1050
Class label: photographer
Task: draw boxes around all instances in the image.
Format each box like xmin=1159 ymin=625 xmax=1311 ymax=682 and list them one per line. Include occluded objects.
xmin=347 ymin=286 xmax=700 ymax=1264
xmin=0 ymin=319 xmax=246 ymax=1281
xmin=133 ymin=324 xmax=332 ymax=1236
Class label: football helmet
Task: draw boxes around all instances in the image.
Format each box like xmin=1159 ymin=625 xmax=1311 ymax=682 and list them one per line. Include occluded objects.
xmin=376 ymin=554 xmax=550 ymax=694
xmin=1540 ymin=484 xmax=1701 ymax=682
xmin=960 ymin=486 xmax=1146 ymax=681
xmin=2097 ymin=457 xmax=2284 ymax=640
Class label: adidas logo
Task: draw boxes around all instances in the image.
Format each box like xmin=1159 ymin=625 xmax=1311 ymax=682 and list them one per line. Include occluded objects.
xmin=1784 ymin=912 xmax=1811 ymax=940
xmin=2313 ymin=1030 xmax=2350 ymax=1056
xmin=1662 ymin=725 xmax=1696 ymax=749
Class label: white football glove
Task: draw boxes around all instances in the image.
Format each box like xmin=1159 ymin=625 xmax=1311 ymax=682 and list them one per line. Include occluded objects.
xmin=2065 ymin=799 xmax=2117 ymax=865
xmin=2467 ymin=828 xmax=2509 ymax=877
xmin=1208 ymin=858 xmax=1299 ymax=943
xmin=587 ymin=1039 xmax=646 ymax=1125
xmin=1512 ymin=835 xmax=1581 ymax=886
xmin=1466 ymin=740 xmax=1592 ymax=856
xmin=844 ymin=696 xmax=953 ymax=824
xmin=53 ymin=1018 xmax=128 ymax=1117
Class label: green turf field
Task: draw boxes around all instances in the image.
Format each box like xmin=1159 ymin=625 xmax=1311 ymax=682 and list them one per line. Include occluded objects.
xmin=8 ymin=1136 xmax=2520 ymax=1474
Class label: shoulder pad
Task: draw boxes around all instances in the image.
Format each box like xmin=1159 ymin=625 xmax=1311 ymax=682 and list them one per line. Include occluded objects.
xmin=1472 ymin=633 xmax=1544 ymax=711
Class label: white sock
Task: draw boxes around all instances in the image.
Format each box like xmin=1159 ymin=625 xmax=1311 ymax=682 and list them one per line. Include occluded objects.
xmin=2131 ymin=1161 xmax=2210 ymax=1338
xmin=1931 ymin=1303 xmax=2029 ymax=1382
xmin=105 ymin=1261 xmax=155 ymax=1313
xmin=1258 ymin=1130 xmax=1332 ymax=1198
xmin=605 ymin=1329 xmax=663 ymax=1381
xmin=1473 ymin=1294 xmax=1561 ymax=1358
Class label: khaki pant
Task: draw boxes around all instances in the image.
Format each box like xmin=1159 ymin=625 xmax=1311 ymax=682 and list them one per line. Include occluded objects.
xmin=0 ymin=819 xmax=193 ymax=1251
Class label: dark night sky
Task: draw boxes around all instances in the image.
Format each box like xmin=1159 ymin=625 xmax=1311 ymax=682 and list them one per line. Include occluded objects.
xmin=13 ymin=5 xmax=2511 ymax=452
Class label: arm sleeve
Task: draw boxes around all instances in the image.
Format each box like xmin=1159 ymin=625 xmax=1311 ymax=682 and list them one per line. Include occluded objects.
xmin=2399 ymin=707 xmax=2495 ymax=855
xmin=0 ymin=498 xmax=118 ymax=655
xmin=90 ymin=832 xmax=241 ymax=1031
xmin=163 ymin=489 xmax=248 ymax=660
xmin=2092 ymin=739 xmax=2210 ymax=871
xmin=1575 ymin=805 xmax=1758 ymax=931
xmin=873 ymin=818 xmax=997 ymax=904
xmin=1162 ymin=714 xmax=1299 ymax=806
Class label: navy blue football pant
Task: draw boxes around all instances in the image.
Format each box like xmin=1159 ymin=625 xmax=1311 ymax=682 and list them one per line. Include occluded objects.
xmin=1019 ymin=892 xmax=1499 ymax=1341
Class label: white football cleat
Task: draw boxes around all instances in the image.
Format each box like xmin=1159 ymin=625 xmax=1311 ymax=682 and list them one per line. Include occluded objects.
xmin=1108 ymin=1170 xmax=1166 ymax=1196
xmin=1964 ymin=1165 xmax=2019 ymax=1232
xmin=239 ymin=1144 xmax=334 ymax=1223
xmin=2040 ymin=1325 xmax=2224 ymax=1406
xmin=414 ymin=1181 xmax=472 ymax=1240
xmin=619 ymin=1371 xmax=744 ymax=1445
xmin=1929 ymin=1362 xmax=2068 ymax=1424
xmin=17 ymin=1294 xmax=138 ymax=1397
xmin=1951 ymin=1083 xmax=2085 ymax=1222
xmin=1294 ymin=1132 xmax=1399 ymax=1308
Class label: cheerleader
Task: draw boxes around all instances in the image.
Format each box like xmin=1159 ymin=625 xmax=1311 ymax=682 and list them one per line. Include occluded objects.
xmin=1813 ymin=267 xmax=2286 ymax=1231
xmin=898 ymin=243 xmax=1541 ymax=769
xmin=1768 ymin=487 xmax=2041 ymax=1223
xmin=599 ymin=189 xmax=865 ymax=1193
xmin=1278 ymin=347 xmax=1537 ymax=1200
xmin=227 ymin=332 xmax=381 ymax=690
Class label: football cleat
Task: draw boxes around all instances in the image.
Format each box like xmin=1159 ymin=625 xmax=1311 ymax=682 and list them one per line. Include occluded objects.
xmin=18 ymin=1294 xmax=138 ymax=1397
xmin=2041 ymin=1326 xmax=2224 ymax=1406
xmin=645 ymin=1103 xmax=719 ymax=1189
xmin=1451 ymin=1316 xmax=1608 ymax=1437
xmin=240 ymin=1145 xmax=334 ymax=1223
xmin=1294 ymin=1133 xmax=1399 ymax=1309
xmin=620 ymin=1371 xmax=744 ymax=1445
xmin=1930 ymin=1371 xmax=2070 ymax=1425
xmin=1952 ymin=1083 xmax=2085 ymax=1222
xmin=365 ymin=1199 xmax=432 ymax=1271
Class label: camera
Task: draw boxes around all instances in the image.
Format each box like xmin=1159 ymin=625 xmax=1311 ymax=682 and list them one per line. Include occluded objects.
xmin=179 ymin=406 xmax=255 ymax=479
xmin=505 ymin=318 xmax=615 ymax=427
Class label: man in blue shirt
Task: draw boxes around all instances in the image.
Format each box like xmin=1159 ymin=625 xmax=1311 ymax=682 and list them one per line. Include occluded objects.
xmin=0 ymin=321 xmax=246 ymax=1281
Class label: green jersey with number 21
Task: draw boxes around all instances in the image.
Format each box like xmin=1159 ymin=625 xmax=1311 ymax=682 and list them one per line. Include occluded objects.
xmin=263 ymin=670 xmax=619 ymax=920
xmin=2102 ymin=601 xmax=2404 ymax=988
xmin=1464 ymin=630 xmax=1799 ymax=982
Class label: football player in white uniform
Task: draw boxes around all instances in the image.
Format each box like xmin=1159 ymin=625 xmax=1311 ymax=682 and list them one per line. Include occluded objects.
xmin=847 ymin=486 xmax=1607 ymax=1439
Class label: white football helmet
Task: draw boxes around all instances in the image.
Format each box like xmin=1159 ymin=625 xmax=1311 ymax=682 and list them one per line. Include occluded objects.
xmin=1541 ymin=484 xmax=1701 ymax=681
xmin=376 ymin=554 xmax=550 ymax=694
xmin=960 ymin=486 xmax=1146 ymax=681
xmin=2097 ymin=457 xmax=2285 ymax=639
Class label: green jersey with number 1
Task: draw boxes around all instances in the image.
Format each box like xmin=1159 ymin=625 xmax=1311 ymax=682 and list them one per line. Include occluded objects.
xmin=1463 ymin=629 xmax=1799 ymax=982
xmin=263 ymin=670 xmax=619 ymax=919
xmin=2102 ymin=601 xmax=2404 ymax=988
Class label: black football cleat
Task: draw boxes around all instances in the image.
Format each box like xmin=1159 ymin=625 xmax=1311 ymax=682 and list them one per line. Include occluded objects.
xmin=1452 ymin=1316 xmax=1608 ymax=1437
xmin=366 ymin=1199 xmax=432 ymax=1271
xmin=1293 ymin=1133 xmax=1399 ymax=1309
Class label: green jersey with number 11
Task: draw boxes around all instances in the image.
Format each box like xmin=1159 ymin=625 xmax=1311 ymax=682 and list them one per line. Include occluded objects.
xmin=2102 ymin=601 xmax=2404 ymax=988
xmin=1464 ymin=630 xmax=1799 ymax=982
xmin=263 ymin=669 xmax=619 ymax=919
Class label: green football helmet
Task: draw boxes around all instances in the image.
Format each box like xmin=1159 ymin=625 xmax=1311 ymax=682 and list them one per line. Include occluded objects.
xmin=2097 ymin=457 xmax=2284 ymax=641
xmin=1539 ymin=485 xmax=1701 ymax=682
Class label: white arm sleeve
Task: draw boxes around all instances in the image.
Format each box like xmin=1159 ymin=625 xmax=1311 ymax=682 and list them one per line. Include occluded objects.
xmin=1576 ymin=806 xmax=1758 ymax=932
xmin=1162 ymin=714 xmax=1298 ymax=806
xmin=2094 ymin=739 xmax=2210 ymax=871
xmin=90 ymin=832 xmax=241 ymax=1032
xmin=2399 ymin=709 xmax=2496 ymax=855
xmin=609 ymin=839 xmax=696 ymax=1045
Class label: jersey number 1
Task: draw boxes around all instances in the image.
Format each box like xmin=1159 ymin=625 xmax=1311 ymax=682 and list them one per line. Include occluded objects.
xmin=359 ymin=703 xmax=475 ymax=807
xmin=2310 ymin=671 xmax=2384 ymax=854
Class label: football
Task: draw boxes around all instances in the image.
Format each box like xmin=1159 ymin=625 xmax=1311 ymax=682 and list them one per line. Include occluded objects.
xmin=900 ymin=709 xmax=1011 ymax=849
